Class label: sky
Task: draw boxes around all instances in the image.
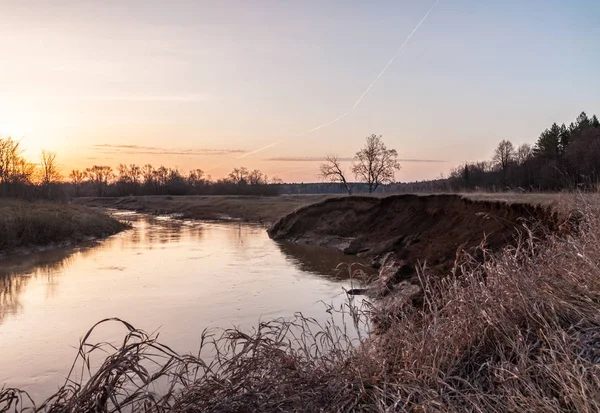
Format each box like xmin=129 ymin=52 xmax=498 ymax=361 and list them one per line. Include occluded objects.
xmin=0 ymin=0 xmax=599 ymax=182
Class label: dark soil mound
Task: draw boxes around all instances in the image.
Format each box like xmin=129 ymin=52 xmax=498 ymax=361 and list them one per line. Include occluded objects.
xmin=268 ymin=194 xmax=563 ymax=276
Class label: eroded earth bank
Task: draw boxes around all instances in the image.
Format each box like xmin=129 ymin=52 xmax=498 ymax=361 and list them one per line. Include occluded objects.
xmin=268 ymin=194 xmax=567 ymax=299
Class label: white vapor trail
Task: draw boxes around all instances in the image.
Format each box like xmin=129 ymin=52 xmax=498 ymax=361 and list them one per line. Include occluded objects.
xmin=233 ymin=0 xmax=440 ymax=162
xmin=237 ymin=139 xmax=285 ymax=160
xmin=306 ymin=0 xmax=440 ymax=134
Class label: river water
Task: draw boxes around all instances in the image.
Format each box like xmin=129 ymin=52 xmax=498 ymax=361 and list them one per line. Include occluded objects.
xmin=0 ymin=212 xmax=366 ymax=401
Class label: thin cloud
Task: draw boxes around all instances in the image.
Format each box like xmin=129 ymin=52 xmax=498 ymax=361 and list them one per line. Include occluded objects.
xmin=12 ymin=94 xmax=213 ymax=103
xmin=264 ymin=156 xmax=446 ymax=163
xmin=93 ymin=144 xmax=246 ymax=156
xmin=96 ymin=94 xmax=212 ymax=102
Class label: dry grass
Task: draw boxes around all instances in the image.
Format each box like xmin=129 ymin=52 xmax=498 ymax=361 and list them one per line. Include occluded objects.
xmin=0 ymin=199 xmax=129 ymax=252
xmin=2 ymin=196 xmax=600 ymax=412
xmin=75 ymin=195 xmax=337 ymax=226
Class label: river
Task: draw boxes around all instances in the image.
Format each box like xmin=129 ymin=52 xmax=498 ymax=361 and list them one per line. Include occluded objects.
xmin=0 ymin=211 xmax=367 ymax=401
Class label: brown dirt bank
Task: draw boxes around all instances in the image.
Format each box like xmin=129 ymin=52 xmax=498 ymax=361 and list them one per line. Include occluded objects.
xmin=268 ymin=194 xmax=568 ymax=278
xmin=75 ymin=195 xmax=335 ymax=226
xmin=0 ymin=200 xmax=129 ymax=254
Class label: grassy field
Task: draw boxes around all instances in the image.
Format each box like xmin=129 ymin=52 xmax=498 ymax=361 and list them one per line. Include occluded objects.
xmin=0 ymin=200 xmax=129 ymax=253
xmin=2 ymin=193 xmax=599 ymax=412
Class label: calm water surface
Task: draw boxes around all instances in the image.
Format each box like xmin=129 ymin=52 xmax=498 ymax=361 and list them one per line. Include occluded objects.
xmin=0 ymin=212 xmax=365 ymax=400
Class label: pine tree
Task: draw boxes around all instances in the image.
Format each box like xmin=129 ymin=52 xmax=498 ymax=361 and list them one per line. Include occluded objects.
xmin=535 ymin=123 xmax=561 ymax=160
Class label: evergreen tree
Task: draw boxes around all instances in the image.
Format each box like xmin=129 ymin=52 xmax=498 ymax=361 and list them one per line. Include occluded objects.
xmin=535 ymin=123 xmax=561 ymax=160
xmin=558 ymin=123 xmax=570 ymax=155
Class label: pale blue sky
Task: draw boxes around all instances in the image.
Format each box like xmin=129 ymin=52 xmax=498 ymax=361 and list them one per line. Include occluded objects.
xmin=0 ymin=0 xmax=598 ymax=181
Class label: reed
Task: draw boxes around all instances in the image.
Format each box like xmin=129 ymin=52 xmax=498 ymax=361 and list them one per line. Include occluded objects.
xmin=2 ymin=197 xmax=600 ymax=412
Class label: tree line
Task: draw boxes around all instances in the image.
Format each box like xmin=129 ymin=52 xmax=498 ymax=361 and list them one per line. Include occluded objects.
xmin=448 ymin=111 xmax=600 ymax=191
xmin=0 ymin=138 xmax=279 ymax=199
xmin=3 ymin=112 xmax=598 ymax=199
xmin=70 ymin=164 xmax=279 ymax=197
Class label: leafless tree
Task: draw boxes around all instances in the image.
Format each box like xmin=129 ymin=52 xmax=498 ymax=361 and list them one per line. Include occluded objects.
xmin=493 ymin=140 xmax=515 ymax=185
xmin=85 ymin=165 xmax=114 ymax=197
xmin=515 ymin=143 xmax=533 ymax=165
xmin=319 ymin=155 xmax=352 ymax=195
xmin=40 ymin=151 xmax=60 ymax=183
xmin=228 ymin=167 xmax=249 ymax=185
xmin=0 ymin=137 xmax=34 ymax=185
xmin=129 ymin=164 xmax=142 ymax=186
xmin=248 ymin=169 xmax=267 ymax=185
xmin=187 ymin=169 xmax=205 ymax=188
xmin=69 ymin=169 xmax=86 ymax=197
xmin=142 ymin=164 xmax=155 ymax=185
xmin=154 ymin=166 xmax=169 ymax=187
xmin=352 ymin=134 xmax=400 ymax=193
xmin=39 ymin=151 xmax=61 ymax=198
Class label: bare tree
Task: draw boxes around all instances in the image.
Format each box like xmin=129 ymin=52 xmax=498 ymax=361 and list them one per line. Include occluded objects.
xmin=319 ymin=155 xmax=352 ymax=195
xmin=352 ymin=134 xmax=400 ymax=193
xmin=187 ymin=169 xmax=205 ymax=188
xmin=248 ymin=169 xmax=267 ymax=185
xmin=0 ymin=138 xmax=34 ymax=186
xmin=69 ymin=169 xmax=86 ymax=197
xmin=38 ymin=150 xmax=61 ymax=198
xmin=115 ymin=164 xmax=141 ymax=195
xmin=85 ymin=165 xmax=114 ymax=197
xmin=228 ymin=167 xmax=249 ymax=185
xmin=493 ymin=140 xmax=515 ymax=186
xmin=129 ymin=164 xmax=142 ymax=186
xmin=515 ymin=143 xmax=533 ymax=165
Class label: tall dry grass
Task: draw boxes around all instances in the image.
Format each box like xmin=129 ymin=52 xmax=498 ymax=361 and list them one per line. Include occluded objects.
xmin=0 ymin=200 xmax=129 ymax=252
xmin=2 ymin=197 xmax=600 ymax=412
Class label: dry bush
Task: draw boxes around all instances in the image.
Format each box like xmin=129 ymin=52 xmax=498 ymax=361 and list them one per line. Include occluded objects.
xmin=2 ymin=198 xmax=600 ymax=412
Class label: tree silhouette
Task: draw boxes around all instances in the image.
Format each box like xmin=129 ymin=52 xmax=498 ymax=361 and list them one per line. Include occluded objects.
xmin=69 ymin=170 xmax=86 ymax=197
xmin=319 ymin=155 xmax=352 ymax=195
xmin=493 ymin=140 xmax=515 ymax=186
xmin=85 ymin=166 xmax=114 ymax=197
xmin=352 ymin=134 xmax=400 ymax=193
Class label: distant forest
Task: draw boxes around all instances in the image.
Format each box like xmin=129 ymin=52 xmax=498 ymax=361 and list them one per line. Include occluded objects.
xmin=281 ymin=111 xmax=600 ymax=194
xmin=446 ymin=111 xmax=600 ymax=191
xmin=0 ymin=111 xmax=598 ymax=199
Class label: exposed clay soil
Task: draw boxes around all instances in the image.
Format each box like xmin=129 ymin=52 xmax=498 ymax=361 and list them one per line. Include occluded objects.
xmin=268 ymin=194 xmax=565 ymax=278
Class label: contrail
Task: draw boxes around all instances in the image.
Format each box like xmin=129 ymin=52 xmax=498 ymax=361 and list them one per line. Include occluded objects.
xmin=306 ymin=0 xmax=440 ymax=134
xmin=237 ymin=139 xmax=285 ymax=159
xmin=230 ymin=0 xmax=440 ymax=163
xmin=349 ymin=0 xmax=440 ymax=111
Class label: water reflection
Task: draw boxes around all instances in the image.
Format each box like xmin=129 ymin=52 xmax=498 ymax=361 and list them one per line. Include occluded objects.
xmin=0 ymin=246 xmax=85 ymax=324
xmin=0 ymin=212 xmax=362 ymax=401
xmin=276 ymin=241 xmax=374 ymax=281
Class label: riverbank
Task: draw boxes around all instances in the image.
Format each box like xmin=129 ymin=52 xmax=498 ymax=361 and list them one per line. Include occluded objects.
xmin=0 ymin=200 xmax=129 ymax=254
xmin=74 ymin=192 xmax=567 ymax=227
xmin=2 ymin=194 xmax=599 ymax=412
xmin=75 ymin=194 xmax=335 ymax=225
xmin=268 ymin=194 xmax=569 ymax=280
xmin=2 ymin=194 xmax=599 ymax=411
